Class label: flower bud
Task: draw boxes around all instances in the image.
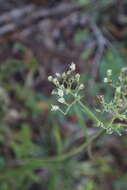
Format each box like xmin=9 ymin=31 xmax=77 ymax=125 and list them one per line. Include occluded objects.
xmin=107 ymin=69 xmax=112 ymax=76
xmin=75 ymin=73 xmax=80 ymax=81
xmin=48 ymin=76 xmax=53 ymax=81
xmin=70 ymin=62 xmax=76 ymax=71
xmin=104 ymin=77 xmax=108 ymax=83
xmin=51 ymin=90 xmax=57 ymax=95
xmin=57 ymin=89 xmax=64 ymax=97
xmin=53 ymin=78 xmax=59 ymax=85
xmin=56 ymin=73 xmax=60 ymax=77
xmin=62 ymin=72 xmax=66 ymax=78
xmin=116 ymin=86 xmax=121 ymax=94
xmin=79 ymin=84 xmax=84 ymax=90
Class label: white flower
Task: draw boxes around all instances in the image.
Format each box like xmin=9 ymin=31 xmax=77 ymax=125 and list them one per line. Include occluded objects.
xmin=104 ymin=77 xmax=108 ymax=83
xmin=51 ymin=90 xmax=57 ymax=95
xmin=48 ymin=76 xmax=53 ymax=81
xmin=53 ymin=78 xmax=59 ymax=85
xmin=107 ymin=69 xmax=112 ymax=76
xmin=116 ymin=86 xmax=121 ymax=94
xmin=67 ymin=70 xmax=71 ymax=75
xmin=56 ymin=73 xmax=60 ymax=77
xmin=79 ymin=84 xmax=84 ymax=90
xmin=51 ymin=105 xmax=59 ymax=111
xmin=57 ymin=89 xmax=64 ymax=97
xmin=70 ymin=62 xmax=76 ymax=71
xmin=75 ymin=73 xmax=80 ymax=81
xmin=62 ymin=72 xmax=66 ymax=78
xmin=60 ymin=84 xmax=64 ymax=89
xmin=58 ymin=98 xmax=65 ymax=104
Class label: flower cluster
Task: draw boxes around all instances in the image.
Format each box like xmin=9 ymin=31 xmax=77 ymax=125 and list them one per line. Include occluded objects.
xmin=48 ymin=63 xmax=84 ymax=115
xmin=98 ymin=67 xmax=127 ymax=135
xmin=48 ymin=63 xmax=127 ymax=136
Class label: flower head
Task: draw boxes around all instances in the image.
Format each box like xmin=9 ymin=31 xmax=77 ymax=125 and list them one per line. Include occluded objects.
xmin=48 ymin=76 xmax=53 ymax=81
xmin=107 ymin=69 xmax=112 ymax=76
xmin=48 ymin=62 xmax=83 ymax=114
xmin=70 ymin=62 xmax=76 ymax=71
xmin=104 ymin=77 xmax=108 ymax=83
xmin=53 ymin=78 xmax=59 ymax=86
xmin=51 ymin=90 xmax=57 ymax=95
xmin=56 ymin=73 xmax=60 ymax=77
xmin=75 ymin=73 xmax=80 ymax=81
xmin=57 ymin=89 xmax=64 ymax=97
xmin=79 ymin=84 xmax=84 ymax=90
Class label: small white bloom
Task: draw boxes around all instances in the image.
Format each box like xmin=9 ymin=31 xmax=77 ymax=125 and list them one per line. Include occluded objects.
xmin=62 ymin=72 xmax=66 ymax=78
xmin=51 ymin=90 xmax=57 ymax=95
xmin=60 ymin=84 xmax=64 ymax=89
xmin=48 ymin=76 xmax=53 ymax=81
xmin=67 ymin=70 xmax=71 ymax=75
xmin=53 ymin=78 xmax=58 ymax=83
xmin=56 ymin=73 xmax=60 ymax=77
xmin=107 ymin=69 xmax=112 ymax=76
xmin=53 ymin=78 xmax=59 ymax=85
xmin=58 ymin=97 xmax=65 ymax=104
xmin=75 ymin=73 xmax=80 ymax=81
xmin=79 ymin=84 xmax=84 ymax=90
xmin=51 ymin=105 xmax=59 ymax=111
xmin=58 ymin=89 xmax=64 ymax=97
xmin=116 ymin=86 xmax=121 ymax=94
xmin=70 ymin=62 xmax=76 ymax=71
xmin=104 ymin=77 xmax=108 ymax=83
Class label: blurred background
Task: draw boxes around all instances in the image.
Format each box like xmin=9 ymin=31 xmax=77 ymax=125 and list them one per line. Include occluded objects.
xmin=0 ymin=0 xmax=127 ymax=189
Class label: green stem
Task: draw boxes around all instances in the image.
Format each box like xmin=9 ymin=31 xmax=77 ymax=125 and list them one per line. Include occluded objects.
xmin=78 ymin=100 xmax=101 ymax=124
xmin=41 ymin=128 xmax=104 ymax=162
xmin=24 ymin=101 xmax=104 ymax=163
xmin=113 ymin=123 xmax=127 ymax=128
xmin=1 ymin=128 xmax=104 ymax=178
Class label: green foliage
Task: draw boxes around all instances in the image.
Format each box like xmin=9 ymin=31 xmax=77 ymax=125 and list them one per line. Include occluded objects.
xmin=11 ymin=124 xmax=39 ymax=159
xmin=76 ymin=0 xmax=89 ymax=6
xmin=0 ymin=42 xmax=127 ymax=189
xmin=0 ymin=57 xmax=126 ymax=189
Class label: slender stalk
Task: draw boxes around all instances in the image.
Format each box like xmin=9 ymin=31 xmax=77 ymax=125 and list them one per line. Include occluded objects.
xmin=78 ymin=100 xmax=101 ymax=124
xmin=40 ymin=128 xmax=104 ymax=162
xmin=26 ymin=100 xmax=104 ymax=163
xmin=2 ymin=128 xmax=104 ymax=178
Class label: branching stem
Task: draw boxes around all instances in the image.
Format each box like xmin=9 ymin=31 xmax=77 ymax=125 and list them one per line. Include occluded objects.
xmin=78 ymin=100 xmax=102 ymax=125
